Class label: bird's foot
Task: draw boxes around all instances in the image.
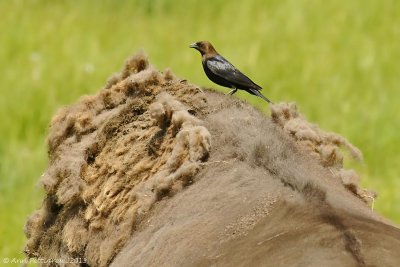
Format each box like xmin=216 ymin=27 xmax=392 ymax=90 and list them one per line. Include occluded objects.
xmin=227 ymin=88 xmax=237 ymax=95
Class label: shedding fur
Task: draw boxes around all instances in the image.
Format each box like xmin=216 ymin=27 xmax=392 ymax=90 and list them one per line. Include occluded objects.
xmin=270 ymin=102 xmax=375 ymax=203
xmin=25 ymin=52 xmax=209 ymax=266
xmin=24 ymin=52 xmax=394 ymax=267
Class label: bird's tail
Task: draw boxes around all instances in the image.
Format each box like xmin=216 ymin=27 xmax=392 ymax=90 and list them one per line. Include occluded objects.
xmin=249 ymin=88 xmax=273 ymax=104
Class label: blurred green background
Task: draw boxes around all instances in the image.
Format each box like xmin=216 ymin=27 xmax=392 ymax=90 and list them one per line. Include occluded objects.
xmin=1 ymin=0 xmax=399 ymax=261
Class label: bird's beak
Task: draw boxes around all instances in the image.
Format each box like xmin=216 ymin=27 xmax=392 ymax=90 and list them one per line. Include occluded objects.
xmin=189 ymin=43 xmax=198 ymax=49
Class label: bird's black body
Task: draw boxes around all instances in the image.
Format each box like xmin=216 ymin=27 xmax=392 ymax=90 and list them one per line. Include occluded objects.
xmin=190 ymin=41 xmax=272 ymax=103
xmin=203 ymin=55 xmax=262 ymax=95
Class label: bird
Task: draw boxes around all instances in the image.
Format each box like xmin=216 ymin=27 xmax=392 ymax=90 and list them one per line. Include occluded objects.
xmin=189 ymin=41 xmax=272 ymax=103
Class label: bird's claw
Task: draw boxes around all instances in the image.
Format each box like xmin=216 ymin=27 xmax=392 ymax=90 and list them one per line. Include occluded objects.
xmin=227 ymin=88 xmax=237 ymax=95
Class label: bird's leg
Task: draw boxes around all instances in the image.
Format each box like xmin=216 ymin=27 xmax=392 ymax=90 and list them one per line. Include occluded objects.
xmin=227 ymin=87 xmax=237 ymax=95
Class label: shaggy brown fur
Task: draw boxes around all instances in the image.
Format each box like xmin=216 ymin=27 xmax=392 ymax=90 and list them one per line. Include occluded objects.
xmin=25 ymin=52 xmax=400 ymax=267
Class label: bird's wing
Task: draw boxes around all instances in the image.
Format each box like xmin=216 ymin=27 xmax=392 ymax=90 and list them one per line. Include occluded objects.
xmin=206 ymin=55 xmax=261 ymax=90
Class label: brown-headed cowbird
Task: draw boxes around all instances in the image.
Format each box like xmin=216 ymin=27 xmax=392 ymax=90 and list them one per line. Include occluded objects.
xmin=190 ymin=41 xmax=272 ymax=103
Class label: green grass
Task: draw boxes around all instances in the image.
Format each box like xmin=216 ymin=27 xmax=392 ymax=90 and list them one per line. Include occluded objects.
xmin=1 ymin=0 xmax=399 ymax=261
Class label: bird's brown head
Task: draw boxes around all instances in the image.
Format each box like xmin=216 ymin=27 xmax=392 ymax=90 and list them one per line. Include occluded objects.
xmin=189 ymin=41 xmax=218 ymax=57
